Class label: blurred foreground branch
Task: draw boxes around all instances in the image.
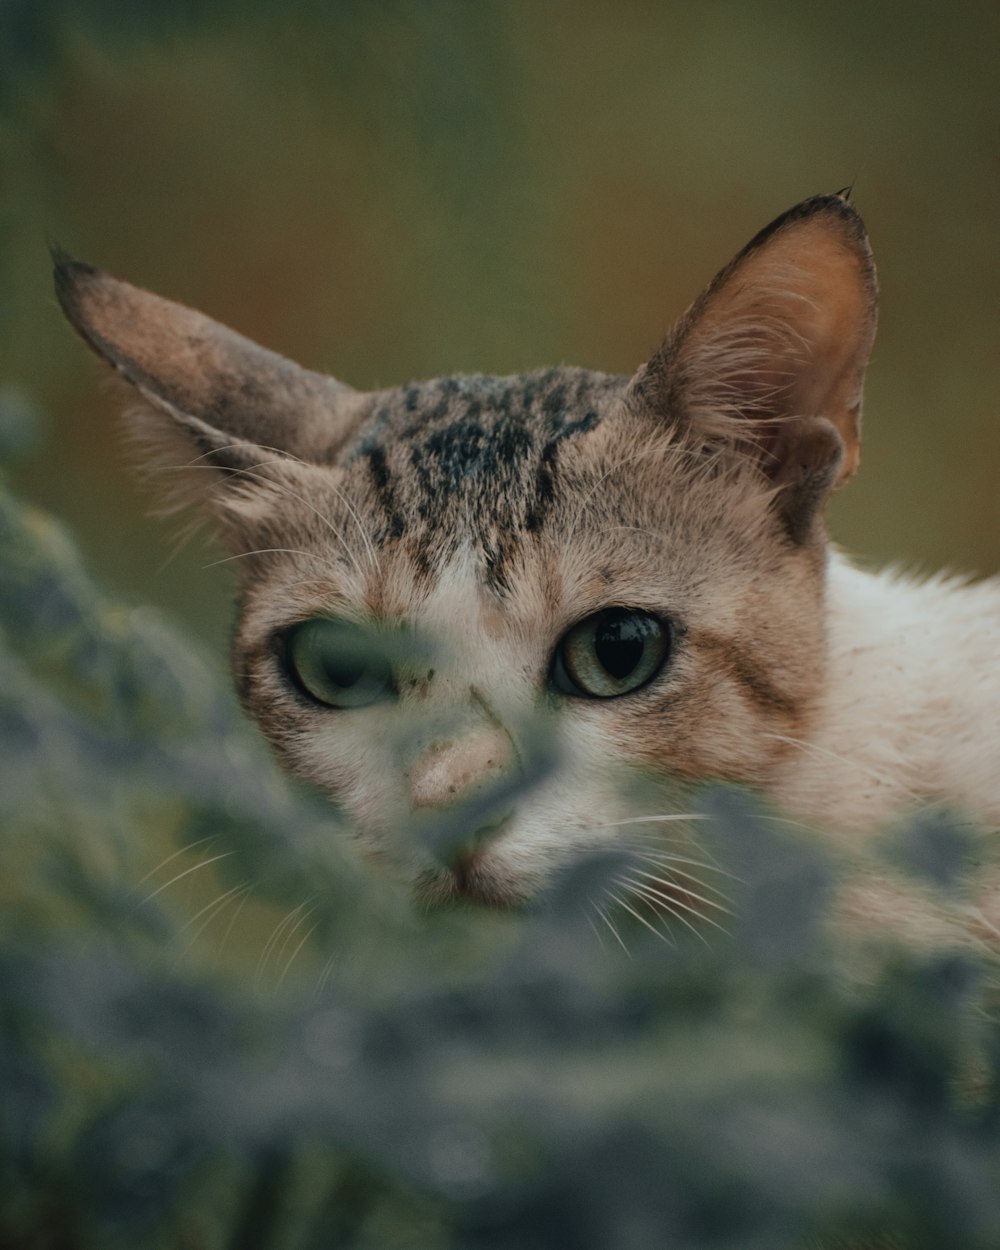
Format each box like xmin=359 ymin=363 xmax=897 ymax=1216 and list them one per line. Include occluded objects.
xmin=1 ymin=426 xmax=999 ymax=1249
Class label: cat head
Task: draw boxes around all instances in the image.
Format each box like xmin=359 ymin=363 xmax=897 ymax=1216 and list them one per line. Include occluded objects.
xmin=56 ymin=194 xmax=876 ymax=907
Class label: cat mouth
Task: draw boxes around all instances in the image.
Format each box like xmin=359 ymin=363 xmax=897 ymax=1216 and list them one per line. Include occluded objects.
xmin=410 ymin=809 xmax=530 ymax=909
xmin=414 ymin=840 xmax=528 ymax=910
xmin=450 ymin=848 xmax=521 ymax=907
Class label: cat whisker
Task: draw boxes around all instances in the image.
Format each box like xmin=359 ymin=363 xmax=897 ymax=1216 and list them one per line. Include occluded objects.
xmin=204 ymin=547 xmax=325 ymax=569
xmin=256 ymin=897 xmax=316 ymax=989
xmin=264 ymin=574 xmax=352 ymax=598
xmin=142 ymin=851 xmax=234 ymax=904
xmin=626 ymin=850 xmax=739 ymax=890
xmin=218 ymin=885 xmax=253 ymax=957
xmin=137 ymin=834 xmax=219 ymax=887
xmin=572 ymin=833 xmax=728 ymax=877
xmin=600 ymin=813 xmax=710 ymax=827
xmin=232 ymin=467 xmax=369 ymax=583
xmin=591 ymin=900 xmax=632 ymax=957
xmin=583 ymin=907 xmax=607 ymax=951
xmin=156 ymin=515 xmax=205 ymax=574
xmin=181 ymin=442 xmax=316 ymax=473
xmin=183 ymin=442 xmax=266 ymax=468
xmin=168 ymin=461 xmax=368 ymax=582
xmin=275 ymin=903 xmax=318 ymax=970
xmin=217 ymin=442 xmax=378 ymax=572
xmin=314 ymin=949 xmax=341 ymax=999
xmin=222 ymin=442 xmax=312 ymax=469
xmin=257 ymin=902 xmax=306 ymax=986
xmin=611 ymin=845 xmax=740 ymax=885
xmin=176 ymin=881 xmax=251 ymax=952
xmin=278 ymin=922 xmax=319 ymax=987
xmin=765 ymin=732 xmax=913 ymax=796
xmin=602 ymin=829 xmax=717 ymax=852
xmin=605 ymin=887 xmax=677 ymax=946
xmin=624 ymin=863 xmax=733 ymax=911
xmin=615 ymin=875 xmax=711 ymax=946
xmin=616 ymin=872 xmax=730 ymax=935
xmin=325 ymin=480 xmax=380 ymax=574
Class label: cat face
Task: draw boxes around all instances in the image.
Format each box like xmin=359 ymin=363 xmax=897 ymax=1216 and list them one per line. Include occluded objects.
xmin=55 ymin=194 xmax=877 ymax=906
xmin=224 ymin=368 xmax=829 ymax=903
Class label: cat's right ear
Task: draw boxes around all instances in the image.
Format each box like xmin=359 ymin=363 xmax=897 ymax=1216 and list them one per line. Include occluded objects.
xmin=631 ymin=194 xmax=878 ymax=544
xmin=53 ymin=254 xmax=363 ymax=530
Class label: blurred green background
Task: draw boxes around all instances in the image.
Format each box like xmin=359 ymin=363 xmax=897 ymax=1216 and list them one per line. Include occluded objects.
xmin=2 ymin=0 xmax=998 ymax=658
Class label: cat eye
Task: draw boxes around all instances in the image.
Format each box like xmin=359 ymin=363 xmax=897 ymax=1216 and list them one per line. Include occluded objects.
xmin=552 ymin=608 xmax=671 ymax=699
xmin=281 ymin=618 xmax=394 ymax=709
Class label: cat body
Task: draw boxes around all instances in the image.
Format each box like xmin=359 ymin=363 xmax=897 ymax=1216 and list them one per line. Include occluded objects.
xmin=55 ymin=194 xmax=1000 ymax=921
xmin=776 ymin=555 xmax=1000 ymax=835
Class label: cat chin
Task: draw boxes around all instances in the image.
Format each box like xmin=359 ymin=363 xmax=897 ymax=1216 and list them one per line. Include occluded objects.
xmin=412 ymin=859 xmax=536 ymax=910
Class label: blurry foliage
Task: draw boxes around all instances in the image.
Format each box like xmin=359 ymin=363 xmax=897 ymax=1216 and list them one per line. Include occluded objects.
xmin=2 ymin=399 xmax=1000 ymax=1250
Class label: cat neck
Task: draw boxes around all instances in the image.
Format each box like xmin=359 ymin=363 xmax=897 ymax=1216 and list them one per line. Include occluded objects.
xmin=770 ymin=549 xmax=1000 ymax=836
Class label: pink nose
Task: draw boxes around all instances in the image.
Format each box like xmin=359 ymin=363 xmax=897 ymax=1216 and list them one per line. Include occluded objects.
xmin=407 ymin=730 xmax=513 ymax=809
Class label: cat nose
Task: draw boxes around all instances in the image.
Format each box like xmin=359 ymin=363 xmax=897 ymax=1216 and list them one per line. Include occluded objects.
xmin=407 ymin=729 xmax=513 ymax=809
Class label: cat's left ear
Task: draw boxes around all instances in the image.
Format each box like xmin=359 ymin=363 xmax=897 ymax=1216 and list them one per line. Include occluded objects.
xmin=634 ymin=194 xmax=877 ymax=542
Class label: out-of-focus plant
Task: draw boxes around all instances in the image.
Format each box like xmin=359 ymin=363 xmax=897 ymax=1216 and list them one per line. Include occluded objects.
xmin=2 ymin=393 xmax=1000 ymax=1250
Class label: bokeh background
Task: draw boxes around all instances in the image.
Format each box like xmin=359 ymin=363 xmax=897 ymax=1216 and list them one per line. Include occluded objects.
xmin=2 ymin=0 xmax=998 ymax=658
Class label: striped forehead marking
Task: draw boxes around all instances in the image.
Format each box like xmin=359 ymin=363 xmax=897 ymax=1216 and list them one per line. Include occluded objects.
xmin=343 ymin=368 xmax=619 ymax=589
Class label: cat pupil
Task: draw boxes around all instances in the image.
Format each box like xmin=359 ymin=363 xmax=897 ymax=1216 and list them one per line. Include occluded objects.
xmin=327 ymin=656 xmax=363 ymax=690
xmin=595 ymin=621 xmax=643 ymax=679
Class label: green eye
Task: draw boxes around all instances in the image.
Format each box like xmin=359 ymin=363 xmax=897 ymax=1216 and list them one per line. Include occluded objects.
xmin=552 ymin=608 xmax=671 ymax=699
xmin=282 ymin=618 xmax=394 ymax=709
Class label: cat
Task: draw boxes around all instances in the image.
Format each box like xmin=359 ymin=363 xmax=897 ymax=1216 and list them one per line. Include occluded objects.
xmin=54 ymin=193 xmax=1000 ymax=937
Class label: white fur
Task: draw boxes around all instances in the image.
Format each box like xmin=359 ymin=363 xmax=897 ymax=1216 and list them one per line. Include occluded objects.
xmin=772 ymin=551 xmax=1000 ymax=835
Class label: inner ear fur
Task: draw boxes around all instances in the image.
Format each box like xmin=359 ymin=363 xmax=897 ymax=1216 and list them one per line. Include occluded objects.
xmin=635 ymin=194 xmax=878 ymax=543
xmin=116 ymin=387 xmax=314 ymax=541
xmin=53 ymin=253 xmax=364 ymax=471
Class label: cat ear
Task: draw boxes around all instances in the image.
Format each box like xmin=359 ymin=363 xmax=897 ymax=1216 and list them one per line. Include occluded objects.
xmin=53 ymin=253 xmax=362 ymax=482
xmin=634 ymin=194 xmax=877 ymax=542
